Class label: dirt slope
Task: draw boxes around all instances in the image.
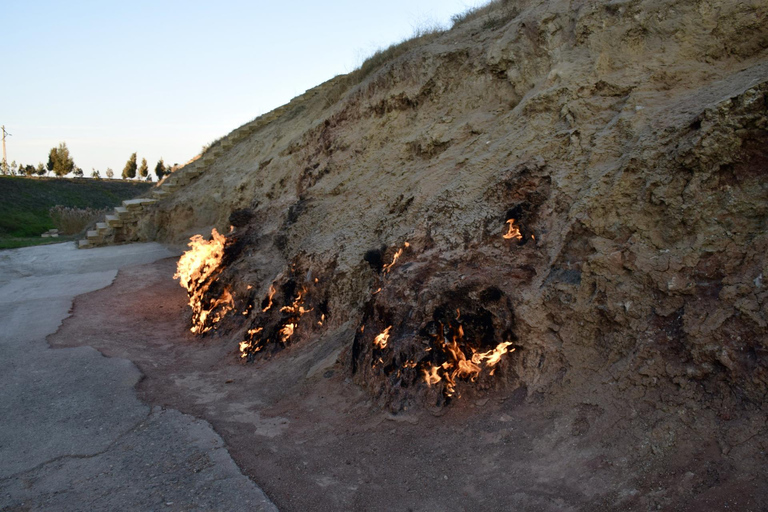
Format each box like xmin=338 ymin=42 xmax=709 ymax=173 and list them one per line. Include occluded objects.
xmin=117 ymin=0 xmax=768 ymax=508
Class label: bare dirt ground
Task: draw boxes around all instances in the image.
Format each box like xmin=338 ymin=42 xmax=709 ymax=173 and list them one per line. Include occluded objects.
xmin=49 ymin=256 xmax=767 ymax=512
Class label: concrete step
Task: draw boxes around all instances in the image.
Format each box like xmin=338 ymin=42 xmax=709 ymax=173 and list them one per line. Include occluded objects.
xmin=105 ymin=214 xmax=123 ymax=228
xmin=78 ymin=239 xmax=92 ymax=249
xmin=123 ymin=199 xmax=145 ymax=211
xmin=114 ymin=206 xmax=135 ymax=221
xmin=86 ymin=230 xmax=100 ymax=241
xmin=123 ymin=198 xmax=158 ymax=211
xmin=96 ymin=222 xmax=111 ymax=235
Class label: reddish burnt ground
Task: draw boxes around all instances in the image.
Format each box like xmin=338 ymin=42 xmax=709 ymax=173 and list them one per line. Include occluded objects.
xmin=51 ymin=258 xmax=768 ymax=512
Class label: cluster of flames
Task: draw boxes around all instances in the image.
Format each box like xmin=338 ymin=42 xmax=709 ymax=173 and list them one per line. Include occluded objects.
xmin=371 ymin=320 xmax=514 ymax=398
xmin=238 ymin=282 xmax=315 ymax=359
xmin=421 ymin=321 xmax=514 ymax=397
xmin=174 ymin=229 xmax=234 ymax=334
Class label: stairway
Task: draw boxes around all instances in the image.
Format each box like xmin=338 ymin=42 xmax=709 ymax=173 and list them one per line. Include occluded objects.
xmin=76 ymin=121 xmax=258 ymax=249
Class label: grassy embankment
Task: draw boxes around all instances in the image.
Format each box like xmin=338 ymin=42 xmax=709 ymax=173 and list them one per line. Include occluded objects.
xmin=0 ymin=176 xmax=152 ymax=249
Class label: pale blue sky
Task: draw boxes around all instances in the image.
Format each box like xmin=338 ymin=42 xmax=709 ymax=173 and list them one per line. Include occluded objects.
xmin=2 ymin=0 xmax=486 ymax=176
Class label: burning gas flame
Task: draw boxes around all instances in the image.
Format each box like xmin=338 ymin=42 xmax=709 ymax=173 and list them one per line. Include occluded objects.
xmin=174 ymin=229 xmax=234 ymax=334
xmin=383 ymin=242 xmax=410 ymax=273
xmin=280 ymin=323 xmax=296 ymax=342
xmin=503 ymin=219 xmax=522 ymax=241
xmin=280 ymin=289 xmax=312 ymax=315
xmin=374 ymin=326 xmax=392 ymax=349
xmin=262 ymin=284 xmax=276 ymax=312
xmin=421 ymin=323 xmax=515 ymax=397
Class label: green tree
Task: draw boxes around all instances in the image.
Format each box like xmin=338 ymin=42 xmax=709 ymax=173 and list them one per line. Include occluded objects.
xmin=72 ymin=167 xmax=84 ymax=177
xmin=138 ymin=157 xmax=149 ymax=179
xmin=23 ymin=164 xmax=35 ymax=177
xmin=91 ymin=168 xmax=101 ymax=179
xmin=36 ymin=163 xmax=46 ymax=176
xmin=47 ymin=142 xmax=75 ymax=177
xmin=122 ymin=152 xmax=137 ymax=179
xmin=154 ymin=159 xmax=166 ymax=180
xmin=106 ymin=168 xmax=114 ymax=179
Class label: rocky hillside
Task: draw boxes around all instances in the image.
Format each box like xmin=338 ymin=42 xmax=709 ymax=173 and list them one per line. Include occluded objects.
xmin=134 ymin=0 xmax=767 ymax=506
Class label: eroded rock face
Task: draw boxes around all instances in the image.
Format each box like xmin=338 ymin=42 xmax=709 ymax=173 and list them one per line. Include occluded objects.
xmin=150 ymin=0 xmax=768 ymax=415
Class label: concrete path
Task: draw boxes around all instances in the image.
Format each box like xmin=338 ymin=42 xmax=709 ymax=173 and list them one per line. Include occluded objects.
xmin=0 ymin=242 xmax=277 ymax=511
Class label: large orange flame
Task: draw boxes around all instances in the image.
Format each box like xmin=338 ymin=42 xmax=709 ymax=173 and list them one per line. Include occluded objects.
xmin=174 ymin=229 xmax=234 ymax=334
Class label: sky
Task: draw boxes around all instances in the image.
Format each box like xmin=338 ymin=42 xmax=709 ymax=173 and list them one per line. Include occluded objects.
xmin=2 ymin=0 xmax=488 ymax=177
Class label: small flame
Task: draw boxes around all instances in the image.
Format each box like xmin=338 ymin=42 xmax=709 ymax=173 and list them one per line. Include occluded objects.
xmin=423 ymin=366 xmax=442 ymax=386
xmin=280 ymin=323 xmax=296 ymax=342
xmin=503 ymin=219 xmax=522 ymax=241
xmin=383 ymin=242 xmax=409 ymax=273
xmin=374 ymin=326 xmax=392 ymax=349
xmin=473 ymin=342 xmax=514 ymax=367
xmin=262 ymin=284 xmax=276 ymax=312
xmin=280 ymin=289 xmax=312 ymax=315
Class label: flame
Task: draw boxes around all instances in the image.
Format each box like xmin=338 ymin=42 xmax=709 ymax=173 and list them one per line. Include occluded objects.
xmin=374 ymin=326 xmax=392 ymax=349
xmin=423 ymin=366 xmax=442 ymax=386
xmin=174 ymin=229 xmax=234 ymax=334
xmin=280 ymin=323 xmax=296 ymax=342
xmin=262 ymin=284 xmax=276 ymax=312
xmin=473 ymin=341 xmax=514 ymax=367
xmin=383 ymin=242 xmax=410 ymax=273
xmin=419 ymin=320 xmax=515 ymax=398
xmin=280 ymin=289 xmax=312 ymax=315
xmin=503 ymin=219 xmax=522 ymax=241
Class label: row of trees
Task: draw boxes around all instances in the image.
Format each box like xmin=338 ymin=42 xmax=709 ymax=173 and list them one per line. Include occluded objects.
xmin=2 ymin=142 xmax=177 ymax=181
xmin=119 ymin=153 xmax=171 ymax=180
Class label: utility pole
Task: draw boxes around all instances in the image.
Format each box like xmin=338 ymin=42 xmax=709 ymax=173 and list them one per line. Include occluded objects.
xmin=1 ymin=126 xmax=10 ymax=175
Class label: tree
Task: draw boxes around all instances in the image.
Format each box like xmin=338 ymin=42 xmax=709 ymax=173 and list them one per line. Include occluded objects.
xmin=154 ymin=159 xmax=166 ymax=180
xmin=138 ymin=157 xmax=148 ymax=179
xmin=23 ymin=164 xmax=35 ymax=177
xmin=106 ymin=168 xmax=114 ymax=179
xmin=47 ymin=142 xmax=75 ymax=177
xmin=72 ymin=167 xmax=84 ymax=177
xmin=36 ymin=163 xmax=46 ymax=176
xmin=91 ymin=169 xmax=101 ymax=179
xmin=9 ymin=161 xmax=17 ymax=175
xmin=122 ymin=152 xmax=137 ymax=179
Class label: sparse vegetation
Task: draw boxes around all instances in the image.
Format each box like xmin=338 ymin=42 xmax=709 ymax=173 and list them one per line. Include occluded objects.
xmin=49 ymin=205 xmax=108 ymax=235
xmin=450 ymin=0 xmax=519 ymax=30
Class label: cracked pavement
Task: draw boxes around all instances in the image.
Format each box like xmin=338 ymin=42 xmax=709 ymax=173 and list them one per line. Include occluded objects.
xmin=0 ymin=242 xmax=277 ymax=511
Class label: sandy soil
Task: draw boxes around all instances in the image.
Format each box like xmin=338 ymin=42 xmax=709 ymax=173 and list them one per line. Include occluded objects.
xmin=49 ymin=257 xmax=767 ymax=512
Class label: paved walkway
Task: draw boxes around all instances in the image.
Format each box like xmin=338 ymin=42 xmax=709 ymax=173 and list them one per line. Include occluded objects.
xmin=0 ymin=242 xmax=277 ymax=511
